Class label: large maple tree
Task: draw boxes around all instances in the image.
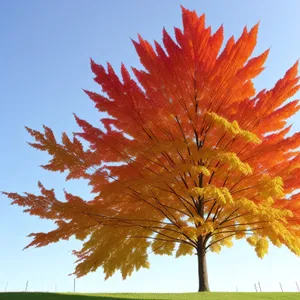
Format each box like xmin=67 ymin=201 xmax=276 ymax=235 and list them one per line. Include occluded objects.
xmin=3 ymin=6 xmax=300 ymax=292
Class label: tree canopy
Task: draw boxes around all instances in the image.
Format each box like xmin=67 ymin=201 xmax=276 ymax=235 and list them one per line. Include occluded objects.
xmin=3 ymin=6 xmax=300 ymax=292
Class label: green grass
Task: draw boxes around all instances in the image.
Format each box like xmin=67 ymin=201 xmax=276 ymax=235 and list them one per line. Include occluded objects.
xmin=0 ymin=292 xmax=299 ymax=300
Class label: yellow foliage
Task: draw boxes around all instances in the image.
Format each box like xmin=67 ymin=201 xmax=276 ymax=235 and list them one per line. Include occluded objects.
xmin=260 ymin=175 xmax=285 ymax=198
xmin=210 ymin=243 xmax=221 ymax=253
xmin=168 ymin=164 xmax=211 ymax=182
xmin=191 ymin=165 xmax=211 ymax=177
xmin=151 ymin=239 xmax=175 ymax=255
xmin=187 ymin=147 xmax=252 ymax=175
xmin=235 ymin=197 xmax=259 ymax=214
xmin=175 ymin=243 xmax=194 ymax=258
xmin=191 ymin=186 xmax=233 ymax=205
xmin=197 ymin=222 xmax=215 ymax=236
xmin=206 ymin=112 xmax=261 ymax=144
xmin=263 ymin=197 xmax=274 ymax=206
xmin=246 ymin=235 xmax=259 ymax=246
xmin=268 ymin=232 xmax=282 ymax=247
xmin=181 ymin=226 xmax=197 ymax=240
xmin=235 ymin=232 xmax=246 ymax=240
xmin=220 ymin=237 xmax=234 ymax=248
xmin=187 ymin=215 xmax=205 ymax=225
xmin=216 ymin=152 xmax=252 ymax=175
xmin=255 ymin=238 xmax=269 ymax=258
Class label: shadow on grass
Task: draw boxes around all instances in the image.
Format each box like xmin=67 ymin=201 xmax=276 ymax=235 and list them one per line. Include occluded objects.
xmin=1 ymin=292 xmax=300 ymax=300
xmin=0 ymin=292 xmax=172 ymax=300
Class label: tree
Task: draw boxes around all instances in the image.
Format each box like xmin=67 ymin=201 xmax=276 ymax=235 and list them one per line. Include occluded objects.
xmin=3 ymin=6 xmax=300 ymax=292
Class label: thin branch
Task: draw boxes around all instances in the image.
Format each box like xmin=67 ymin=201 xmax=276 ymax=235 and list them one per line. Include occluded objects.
xmin=217 ymin=220 xmax=270 ymax=230
xmin=211 ymin=226 xmax=270 ymax=236
xmin=128 ymin=235 xmax=193 ymax=246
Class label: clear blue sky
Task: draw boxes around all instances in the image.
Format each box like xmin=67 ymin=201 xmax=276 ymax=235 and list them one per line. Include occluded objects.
xmin=1 ymin=0 xmax=300 ymax=294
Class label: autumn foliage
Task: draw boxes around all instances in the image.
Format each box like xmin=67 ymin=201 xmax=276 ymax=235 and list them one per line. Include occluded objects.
xmin=3 ymin=6 xmax=300 ymax=292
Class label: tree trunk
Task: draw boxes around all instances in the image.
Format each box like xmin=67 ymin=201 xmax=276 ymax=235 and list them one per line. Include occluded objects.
xmin=197 ymin=239 xmax=210 ymax=292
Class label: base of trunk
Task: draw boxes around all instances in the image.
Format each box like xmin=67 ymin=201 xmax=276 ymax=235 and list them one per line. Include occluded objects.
xmin=197 ymin=238 xmax=210 ymax=292
xmin=198 ymin=287 xmax=210 ymax=292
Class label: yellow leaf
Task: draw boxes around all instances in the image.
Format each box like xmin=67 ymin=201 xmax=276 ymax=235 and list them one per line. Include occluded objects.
xmin=175 ymin=243 xmax=194 ymax=258
xmin=255 ymin=238 xmax=269 ymax=258
xmin=210 ymin=243 xmax=221 ymax=253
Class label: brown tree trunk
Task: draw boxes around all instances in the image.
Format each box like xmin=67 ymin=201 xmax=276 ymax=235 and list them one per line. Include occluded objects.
xmin=197 ymin=238 xmax=210 ymax=292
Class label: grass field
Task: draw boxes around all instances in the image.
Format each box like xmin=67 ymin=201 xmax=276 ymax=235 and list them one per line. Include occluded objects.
xmin=0 ymin=292 xmax=299 ymax=300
